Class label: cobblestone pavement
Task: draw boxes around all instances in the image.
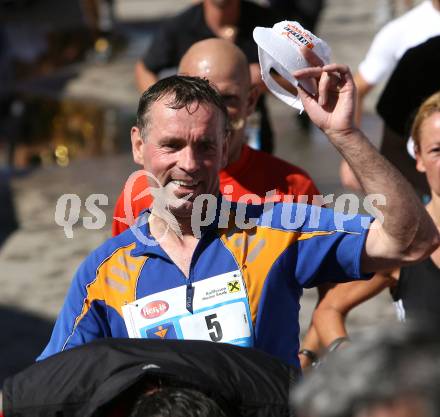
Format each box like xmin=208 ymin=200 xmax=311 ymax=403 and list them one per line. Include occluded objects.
xmin=1 ymin=0 xmax=413 ymax=396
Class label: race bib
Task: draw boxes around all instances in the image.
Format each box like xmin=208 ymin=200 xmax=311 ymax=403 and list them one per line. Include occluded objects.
xmin=122 ymin=270 xmax=253 ymax=347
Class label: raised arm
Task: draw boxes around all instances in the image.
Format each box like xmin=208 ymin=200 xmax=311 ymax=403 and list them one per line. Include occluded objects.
xmin=293 ymin=62 xmax=439 ymax=273
xmin=338 ymin=73 xmax=374 ymax=192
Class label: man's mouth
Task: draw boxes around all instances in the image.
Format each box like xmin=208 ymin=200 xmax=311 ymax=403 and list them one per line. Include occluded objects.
xmin=170 ymin=179 xmax=201 ymax=189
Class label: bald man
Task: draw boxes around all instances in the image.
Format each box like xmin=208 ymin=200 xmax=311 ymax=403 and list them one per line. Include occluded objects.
xmin=112 ymin=38 xmax=320 ymax=235
xmin=134 ymin=0 xmax=278 ymax=153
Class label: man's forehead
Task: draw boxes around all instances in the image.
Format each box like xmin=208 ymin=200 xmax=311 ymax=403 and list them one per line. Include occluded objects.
xmin=148 ymin=97 xmax=225 ymax=137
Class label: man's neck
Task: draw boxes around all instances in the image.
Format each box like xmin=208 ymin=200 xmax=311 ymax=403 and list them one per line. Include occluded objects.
xmin=203 ymin=0 xmax=240 ymax=33
xmin=149 ymin=192 xmax=221 ymax=244
xmin=149 ymin=210 xmax=195 ymax=241
xmin=148 ymin=212 xmax=200 ymax=278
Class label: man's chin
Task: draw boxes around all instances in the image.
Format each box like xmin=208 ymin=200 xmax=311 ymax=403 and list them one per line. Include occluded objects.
xmin=167 ymin=201 xmax=195 ymax=220
xmin=169 ymin=191 xmax=217 ymax=215
xmin=173 ymin=189 xmax=218 ymax=202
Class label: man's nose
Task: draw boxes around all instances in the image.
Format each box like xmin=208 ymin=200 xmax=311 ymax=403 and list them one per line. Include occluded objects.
xmin=178 ymin=146 xmax=199 ymax=173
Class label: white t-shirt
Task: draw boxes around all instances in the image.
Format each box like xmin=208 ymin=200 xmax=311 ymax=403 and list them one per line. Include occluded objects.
xmin=359 ymin=1 xmax=440 ymax=85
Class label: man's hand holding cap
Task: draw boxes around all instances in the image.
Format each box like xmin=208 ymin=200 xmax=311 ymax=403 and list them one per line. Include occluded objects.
xmin=253 ymin=21 xmax=331 ymax=111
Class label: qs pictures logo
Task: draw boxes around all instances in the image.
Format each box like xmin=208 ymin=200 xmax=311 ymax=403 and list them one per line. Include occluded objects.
xmin=113 ymin=170 xmax=192 ymax=246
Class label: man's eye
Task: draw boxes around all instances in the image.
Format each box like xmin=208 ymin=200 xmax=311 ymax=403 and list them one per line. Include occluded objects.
xmin=163 ymin=143 xmax=180 ymax=150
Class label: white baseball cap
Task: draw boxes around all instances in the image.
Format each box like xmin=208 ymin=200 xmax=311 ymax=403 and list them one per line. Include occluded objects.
xmin=253 ymin=21 xmax=331 ymax=111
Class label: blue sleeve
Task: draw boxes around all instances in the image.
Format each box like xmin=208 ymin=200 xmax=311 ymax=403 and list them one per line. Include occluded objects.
xmin=37 ymin=251 xmax=111 ymax=361
xmin=258 ymin=202 xmax=374 ymax=287
xmin=295 ymin=205 xmax=374 ymax=287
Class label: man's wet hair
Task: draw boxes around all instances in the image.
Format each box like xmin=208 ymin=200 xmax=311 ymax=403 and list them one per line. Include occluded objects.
xmin=136 ymin=75 xmax=231 ymax=139
xmin=128 ymin=387 xmax=228 ymax=417
xmin=292 ymin=322 xmax=440 ymax=417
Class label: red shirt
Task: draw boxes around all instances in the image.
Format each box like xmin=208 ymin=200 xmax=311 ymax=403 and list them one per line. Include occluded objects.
xmin=112 ymin=145 xmax=320 ymax=236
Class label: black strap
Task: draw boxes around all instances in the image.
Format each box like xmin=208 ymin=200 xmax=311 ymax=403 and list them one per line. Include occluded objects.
xmin=298 ymin=349 xmax=319 ymax=367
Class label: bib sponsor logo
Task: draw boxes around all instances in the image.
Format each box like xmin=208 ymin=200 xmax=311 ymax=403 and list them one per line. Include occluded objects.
xmin=146 ymin=323 xmax=177 ymax=339
xmin=227 ymin=280 xmax=241 ymax=293
xmin=141 ymin=300 xmax=169 ymax=319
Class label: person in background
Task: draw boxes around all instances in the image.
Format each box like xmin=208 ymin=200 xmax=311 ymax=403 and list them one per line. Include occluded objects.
xmin=134 ymin=0 xmax=278 ymax=153
xmin=339 ymin=0 xmax=440 ymax=191
xmin=354 ymin=0 xmax=440 ymax=126
xmin=373 ymin=35 xmax=440 ymax=196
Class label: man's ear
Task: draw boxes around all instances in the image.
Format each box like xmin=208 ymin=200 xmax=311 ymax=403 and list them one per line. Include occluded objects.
xmin=131 ymin=126 xmax=145 ymax=166
xmin=246 ymin=84 xmax=260 ymax=117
